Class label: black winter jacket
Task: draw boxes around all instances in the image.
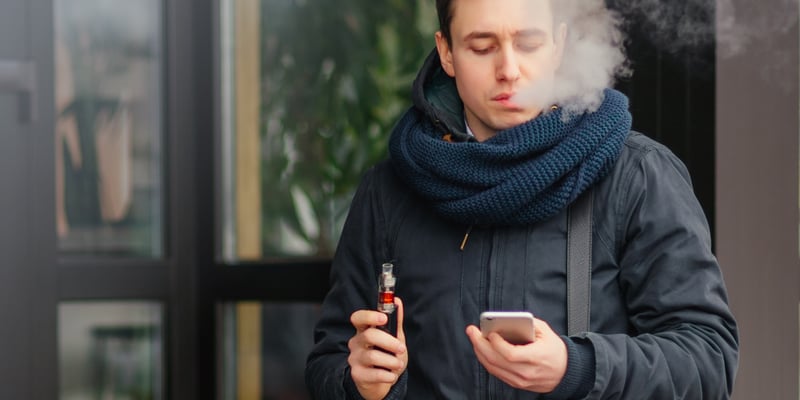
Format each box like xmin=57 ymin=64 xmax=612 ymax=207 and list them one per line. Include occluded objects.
xmin=306 ymin=51 xmax=738 ymax=399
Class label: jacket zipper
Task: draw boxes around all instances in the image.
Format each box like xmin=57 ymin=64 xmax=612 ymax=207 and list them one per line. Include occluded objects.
xmin=485 ymin=228 xmax=500 ymax=399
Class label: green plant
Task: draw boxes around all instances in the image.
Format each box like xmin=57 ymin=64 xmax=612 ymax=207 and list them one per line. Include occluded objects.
xmin=259 ymin=0 xmax=437 ymax=257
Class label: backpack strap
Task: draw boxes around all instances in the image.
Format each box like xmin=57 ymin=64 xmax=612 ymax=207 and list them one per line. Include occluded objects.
xmin=567 ymin=189 xmax=593 ymax=335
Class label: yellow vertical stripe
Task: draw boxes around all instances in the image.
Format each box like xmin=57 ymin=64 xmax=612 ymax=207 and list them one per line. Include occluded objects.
xmin=235 ymin=0 xmax=263 ymax=398
xmin=236 ymin=302 xmax=262 ymax=400
xmin=235 ymin=0 xmax=263 ymax=261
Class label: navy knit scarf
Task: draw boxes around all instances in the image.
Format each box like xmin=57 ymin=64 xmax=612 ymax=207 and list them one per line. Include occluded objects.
xmin=389 ymin=88 xmax=632 ymax=226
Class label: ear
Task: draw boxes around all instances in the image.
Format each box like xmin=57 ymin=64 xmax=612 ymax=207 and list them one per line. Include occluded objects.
xmin=435 ymin=31 xmax=456 ymax=77
xmin=553 ymin=23 xmax=568 ymax=70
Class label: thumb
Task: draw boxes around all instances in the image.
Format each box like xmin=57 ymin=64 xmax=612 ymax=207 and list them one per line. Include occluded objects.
xmin=395 ymin=297 xmax=405 ymax=343
xmin=533 ymin=317 xmax=555 ymax=340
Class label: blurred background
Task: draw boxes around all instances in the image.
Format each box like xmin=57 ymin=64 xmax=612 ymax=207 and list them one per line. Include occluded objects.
xmin=0 ymin=0 xmax=796 ymax=399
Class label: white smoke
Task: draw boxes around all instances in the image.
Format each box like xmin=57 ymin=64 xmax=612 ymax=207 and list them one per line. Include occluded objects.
xmin=614 ymin=0 xmax=716 ymax=56
xmin=510 ymin=0 xmax=629 ymax=116
xmin=617 ymin=0 xmax=797 ymax=59
xmin=551 ymin=0 xmax=629 ymax=116
xmin=510 ymin=0 xmax=799 ymax=115
xmin=618 ymin=0 xmax=798 ymax=91
xmin=716 ymin=0 xmax=798 ymax=58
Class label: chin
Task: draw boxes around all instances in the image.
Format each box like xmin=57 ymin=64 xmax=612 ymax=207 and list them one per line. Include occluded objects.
xmin=496 ymin=115 xmax=537 ymax=131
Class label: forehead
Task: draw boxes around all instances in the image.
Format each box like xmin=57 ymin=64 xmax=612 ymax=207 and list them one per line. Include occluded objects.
xmin=449 ymin=0 xmax=554 ymax=37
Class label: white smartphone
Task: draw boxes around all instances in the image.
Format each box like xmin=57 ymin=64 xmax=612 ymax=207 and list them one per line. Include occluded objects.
xmin=479 ymin=311 xmax=536 ymax=345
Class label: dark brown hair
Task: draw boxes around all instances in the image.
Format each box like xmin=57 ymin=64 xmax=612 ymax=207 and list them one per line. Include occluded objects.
xmin=435 ymin=0 xmax=454 ymax=45
xmin=435 ymin=0 xmax=561 ymax=46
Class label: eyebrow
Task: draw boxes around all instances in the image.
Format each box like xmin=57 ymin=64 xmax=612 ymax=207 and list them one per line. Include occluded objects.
xmin=463 ymin=28 xmax=548 ymax=42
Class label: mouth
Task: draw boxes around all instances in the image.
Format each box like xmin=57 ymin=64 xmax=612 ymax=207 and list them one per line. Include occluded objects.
xmin=492 ymin=93 xmax=522 ymax=109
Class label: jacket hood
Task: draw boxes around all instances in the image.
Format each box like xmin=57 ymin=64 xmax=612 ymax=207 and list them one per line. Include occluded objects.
xmin=411 ymin=48 xmax=472 ymax=141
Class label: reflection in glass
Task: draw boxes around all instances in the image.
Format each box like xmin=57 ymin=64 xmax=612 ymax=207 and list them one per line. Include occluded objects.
xmin=59 ymin=302 xmax=164 ymax=400
xmin=220 ymin=0 xmax=437 ymax=261
xmin=54 ymin=0 xmax=163 ymax=256
xmin=219 ymin=302 xmax=321 ymax=400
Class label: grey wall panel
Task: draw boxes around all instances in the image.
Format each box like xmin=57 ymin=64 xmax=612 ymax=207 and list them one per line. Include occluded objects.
xmin=716 ymin=1 xmax=800 ymax=398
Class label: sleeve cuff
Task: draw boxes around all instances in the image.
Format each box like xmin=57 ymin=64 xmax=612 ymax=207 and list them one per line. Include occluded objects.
xmin=543 ymin=335 xmax=596 ymax=400
xmin=343 ymin=366 xmax=408 ymax=400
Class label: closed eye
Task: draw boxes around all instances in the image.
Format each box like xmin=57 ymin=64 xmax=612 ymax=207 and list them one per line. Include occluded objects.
xmin=517 ymin=41 xmax=544 ymax=53
xmin=472 ymin=46 xmax=495 ymax=55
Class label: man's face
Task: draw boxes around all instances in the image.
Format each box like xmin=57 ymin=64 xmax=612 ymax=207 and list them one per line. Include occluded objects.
xmin=436 ymin=0 xmax=565 ymax=141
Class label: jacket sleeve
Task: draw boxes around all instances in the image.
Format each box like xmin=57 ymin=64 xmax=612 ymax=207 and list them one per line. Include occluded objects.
xmin=585 ymin=146 xmax=739 ymax=399
xmin=305 ymin=166 xmax=408 ymax=399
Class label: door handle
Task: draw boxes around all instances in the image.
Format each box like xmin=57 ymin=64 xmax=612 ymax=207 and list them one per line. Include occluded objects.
xmin=0 ymin=60 xmax=37 ymax=123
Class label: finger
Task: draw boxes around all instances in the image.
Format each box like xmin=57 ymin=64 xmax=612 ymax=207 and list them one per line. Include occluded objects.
xmin=465 ymin=324 xmax=488 ymax=349
xmin=466 ymin=326 xmax=509 ymax=368
xmin=361 ymin=327 xmax=406 ymax=356
xmin=486 ymin=331 xmax=526 ymax=362
xmin=533 ymin=318 xmax=554 ymax=339
xmin=465 ymin=325 xmax=494 ymax=360
xmin=350 ymin=361 xmax=402 ymax=385
xmin=395 ymin=297 xmax=406 ymax=348
xmin=467 ymin=327 xmax=518 ymax=382
xmin=359 ymin=346 xmax=407 ymax=371
xmin=465 ymin=324 xmax=482 ymax=342
xmin=351 ymin=309 xmax=388 ymax=332
xmin=466 ymin=327 xmax=535 ymax=389
xmin=349 ymin=327 xmax=407 ymax=374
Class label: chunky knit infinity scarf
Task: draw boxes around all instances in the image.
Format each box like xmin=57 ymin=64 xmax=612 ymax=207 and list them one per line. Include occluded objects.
xmin=389 ymin=88 xmax=632 ymax=226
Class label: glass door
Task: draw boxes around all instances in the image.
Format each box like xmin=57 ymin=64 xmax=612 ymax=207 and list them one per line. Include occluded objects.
xmin=0 ymin=0 xmax=200 ymax=398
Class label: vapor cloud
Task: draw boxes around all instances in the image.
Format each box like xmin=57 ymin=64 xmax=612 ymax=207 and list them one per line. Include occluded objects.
xmin=619 ymin=0 xmax=798 ymax=58
xmin=716 ymin=0 xmax=798 ymax=58
xmin=513 ymin=0 xmax=799 ymax=116
xmin=511 ymin=0 xmax=629 ymax=116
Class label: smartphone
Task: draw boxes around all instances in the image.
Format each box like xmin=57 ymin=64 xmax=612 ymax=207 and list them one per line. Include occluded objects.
xmin=479 ymin=311 xmax=536 ymax=345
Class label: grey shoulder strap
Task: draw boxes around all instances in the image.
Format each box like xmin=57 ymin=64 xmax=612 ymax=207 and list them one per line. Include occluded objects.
xmin=567 ymin=189 xmax=593 ymax=335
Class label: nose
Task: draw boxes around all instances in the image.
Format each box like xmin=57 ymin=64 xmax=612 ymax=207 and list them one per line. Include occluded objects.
xmin=495 ymin=46 xmax=521 ymax=82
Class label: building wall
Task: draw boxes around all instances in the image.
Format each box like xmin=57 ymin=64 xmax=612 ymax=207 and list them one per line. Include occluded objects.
xmin=716 ymin=0 xmax=800 ymax=398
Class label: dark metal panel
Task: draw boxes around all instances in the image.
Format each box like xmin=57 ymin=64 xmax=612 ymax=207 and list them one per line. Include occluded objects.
xmin=193 ymin=0 xmax=218 ymax=396
xmin=167 ymin=0 xmax=201 ymax=398
xmin=0 ymin=111 xmax=33 ymax=398
xmin=58 ymin=265 xmax=170 ymax=299
xmin=208 ymin=263 xmax=331 ymax=302
xmin=28 ymin=0 xmax=58 ymax=398
xmin=0 ymin=0 xmax=58 ymax=397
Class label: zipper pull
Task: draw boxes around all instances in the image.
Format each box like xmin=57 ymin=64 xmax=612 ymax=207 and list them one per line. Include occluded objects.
xmin=459 ymin=225 xmax=474 ymax=251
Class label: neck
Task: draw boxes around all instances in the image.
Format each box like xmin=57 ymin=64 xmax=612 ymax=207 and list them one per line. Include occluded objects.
xmin=466 ymin=122 xmax=496 ymax=142
xmin=464 ymin=115 xmax=496 ymax=142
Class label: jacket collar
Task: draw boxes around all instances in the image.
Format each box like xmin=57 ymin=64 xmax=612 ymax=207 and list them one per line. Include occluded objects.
xmin=411 ymin=48 xmax=472 ymax=142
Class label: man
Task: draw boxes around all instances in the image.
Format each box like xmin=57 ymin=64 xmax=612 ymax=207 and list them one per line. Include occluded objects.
xmin=306 ymin=0 xmax=738 ymax=398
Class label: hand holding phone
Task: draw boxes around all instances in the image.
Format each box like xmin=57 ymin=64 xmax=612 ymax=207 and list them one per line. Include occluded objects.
xmin=479 ymin=311 xmax=536 ymax=345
